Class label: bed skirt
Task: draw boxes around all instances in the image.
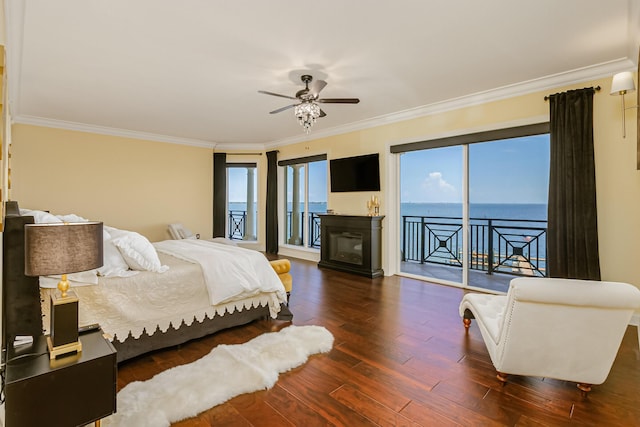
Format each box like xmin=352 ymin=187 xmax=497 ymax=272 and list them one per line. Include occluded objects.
xmin=113 ymin=303 xmax=293 ymax=362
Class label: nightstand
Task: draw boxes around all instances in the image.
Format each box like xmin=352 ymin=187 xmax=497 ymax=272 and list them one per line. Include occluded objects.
xmin=4 ymin=329 xmax=117 ymax=426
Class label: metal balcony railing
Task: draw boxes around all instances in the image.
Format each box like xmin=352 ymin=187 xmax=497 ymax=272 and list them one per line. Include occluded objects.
xmin=402 ymin=215 xmax=547 ymax=277
xmin=228 ymin=210 xmax=248 ymax=240
xmin=228 ymin=210 xmax=322 ymax=248
xmin=285 ymin=211 xmax=322 ymax=248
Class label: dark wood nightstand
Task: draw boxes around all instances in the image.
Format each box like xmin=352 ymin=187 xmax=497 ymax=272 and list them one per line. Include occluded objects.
xmin=4 ymin=329 xmax=117 ymax=427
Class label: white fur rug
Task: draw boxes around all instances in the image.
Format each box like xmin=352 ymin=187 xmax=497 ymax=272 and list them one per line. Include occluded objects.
xmin=104 ymin=325 xmax=333 ymax=427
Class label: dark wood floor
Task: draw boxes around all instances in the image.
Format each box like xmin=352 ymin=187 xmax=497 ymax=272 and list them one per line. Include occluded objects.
xmin=117 ymin=257 xmax=640 ymax=426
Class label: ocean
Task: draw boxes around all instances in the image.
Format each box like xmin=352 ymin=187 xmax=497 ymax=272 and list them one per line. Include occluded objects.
xmin=230 ymin=202 xmax=547 ymax=222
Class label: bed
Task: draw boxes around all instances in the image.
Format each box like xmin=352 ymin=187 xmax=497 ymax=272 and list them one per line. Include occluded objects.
xmin=2 ymin=202 xmax=292 ymax=362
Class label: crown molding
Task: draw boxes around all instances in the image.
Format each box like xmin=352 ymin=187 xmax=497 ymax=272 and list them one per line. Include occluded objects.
xmin=13 ymin=115 xmax=217 ymax=149
xmin=266 ymin=58 xmax=635 ymax=149
xmin=214 ymin=142 xmax=268 ymax=152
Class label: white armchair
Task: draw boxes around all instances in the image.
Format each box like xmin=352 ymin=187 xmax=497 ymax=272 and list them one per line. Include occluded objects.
xmin=459 ymin=277 xmax=640 ymax=394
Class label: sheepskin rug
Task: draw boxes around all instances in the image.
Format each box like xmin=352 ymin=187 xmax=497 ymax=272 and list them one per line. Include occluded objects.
xmin=104 ymin=325 xmax=334 ymax=426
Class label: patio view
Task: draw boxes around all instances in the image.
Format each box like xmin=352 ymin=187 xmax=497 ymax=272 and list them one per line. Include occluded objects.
xmin=225 ymin=132 xmax=550 ymax=293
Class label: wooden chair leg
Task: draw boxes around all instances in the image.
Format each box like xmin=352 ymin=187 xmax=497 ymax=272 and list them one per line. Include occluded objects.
xmin=496 ymin=371 xmax=508 ymax=384
xmin=577 ymin=383 xmax=592 ymax=396
xmin=463 ymin=318 xmax=471 ymax=329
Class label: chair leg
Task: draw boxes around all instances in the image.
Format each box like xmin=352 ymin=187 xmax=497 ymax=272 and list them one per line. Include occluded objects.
xmin=496 ymin=371 xmax=508 ymax=384
xmin=463 ymin=318 xmax=471 ymax=329
xmin=577 ymin=383 xmax=592 ymax=396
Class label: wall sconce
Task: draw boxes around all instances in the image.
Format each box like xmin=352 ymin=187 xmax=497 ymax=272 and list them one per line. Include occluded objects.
xmin=24 ymin=222 xmax=103 ymax=359
xmin=610 ymin=71 xmax=637 ymax=138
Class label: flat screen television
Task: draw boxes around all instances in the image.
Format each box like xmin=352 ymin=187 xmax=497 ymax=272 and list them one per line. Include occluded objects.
xmin=330 ymin=153 xmax=381 ymax=192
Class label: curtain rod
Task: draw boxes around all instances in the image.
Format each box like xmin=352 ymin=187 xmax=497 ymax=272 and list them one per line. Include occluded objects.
xmin=544 ymin=86 xmax=601 ymax=101
xmin=224 ymin=152 xmax=263 ymax=155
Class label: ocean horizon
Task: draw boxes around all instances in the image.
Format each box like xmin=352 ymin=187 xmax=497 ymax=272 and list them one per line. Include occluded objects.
xmin=230 ymin=202 xmax=547 ymax=222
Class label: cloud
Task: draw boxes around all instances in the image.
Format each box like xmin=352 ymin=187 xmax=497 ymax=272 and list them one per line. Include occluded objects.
xmin=423 ymin=171 xmax=456 ymax=193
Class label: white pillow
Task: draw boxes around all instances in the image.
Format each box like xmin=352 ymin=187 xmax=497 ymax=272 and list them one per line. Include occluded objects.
xmin=98 ymin=239 xmax=138 ymax=277
xmin=21 ymin=209 xmax=63 ymax=224
xmin=56 ymin=213 xmax=89 ymax=222
xmin=111 ymin=231 xmax=169 ymax=273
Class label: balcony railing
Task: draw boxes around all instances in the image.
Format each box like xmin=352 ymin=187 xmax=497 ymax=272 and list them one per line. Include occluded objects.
xmin=402 ymin=215 xmax=547 ymax=277
xmin=228 ymin=210 xmax=322 ymax=248
xmin=229 ymin=211 xmax=545 ymax=277
xmin=228 ymin=210 xmax=248 ymax=240
xmin=286 ymin=211 xmax=322 ymax=248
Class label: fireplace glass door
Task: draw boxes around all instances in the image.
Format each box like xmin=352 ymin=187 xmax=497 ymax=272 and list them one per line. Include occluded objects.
xmin=329 ymin=232 xmax=363 ymax=265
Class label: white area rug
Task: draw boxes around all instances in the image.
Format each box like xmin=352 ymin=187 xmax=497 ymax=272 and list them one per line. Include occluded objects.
xmin=104 ymin=325 xmax=333 ymax=427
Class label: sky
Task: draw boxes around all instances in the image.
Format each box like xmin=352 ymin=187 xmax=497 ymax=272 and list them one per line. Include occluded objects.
xmin=228 ymin=134 xmax=550 ymax=205
xmin=400 ymin=134 xmax=550 ymax=204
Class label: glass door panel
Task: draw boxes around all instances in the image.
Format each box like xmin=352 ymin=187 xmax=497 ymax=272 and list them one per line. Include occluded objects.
xmin=307 ymin=160 xmax=327 ymax=248
xmin=285 ymin=164 xmax=305 ymax=246
xmin=400 ymin=146 xmax=463 ymax=284
xmin=468 ymin=135 xmax=549 ymax=292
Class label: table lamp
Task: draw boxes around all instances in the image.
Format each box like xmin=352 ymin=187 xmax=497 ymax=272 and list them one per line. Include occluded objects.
xmin=24 ymin=222 xmax=103 ymax=359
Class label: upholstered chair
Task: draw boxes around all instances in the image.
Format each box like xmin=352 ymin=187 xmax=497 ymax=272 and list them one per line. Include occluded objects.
xmin=269 ymin=259 xmax=293 ymax=298
xmin=459 ymin=277 xmax=640 ymax=394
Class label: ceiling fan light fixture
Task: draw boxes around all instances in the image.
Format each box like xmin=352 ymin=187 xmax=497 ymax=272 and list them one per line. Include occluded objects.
xmin=294 ymin=101 xmax=321 ymax=133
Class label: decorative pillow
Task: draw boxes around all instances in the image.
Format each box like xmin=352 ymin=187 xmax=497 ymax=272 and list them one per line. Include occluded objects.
xmin=111 ymin=231 xmax=169 ymax=273
xmin=21 ymin=209 xmax=63 ymax=224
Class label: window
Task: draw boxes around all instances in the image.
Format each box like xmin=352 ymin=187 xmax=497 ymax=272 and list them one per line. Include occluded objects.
xmin=227 ymin=163 xmax=257 ymax=241
xmin=279 ymin=155 xmax=327 ymax=248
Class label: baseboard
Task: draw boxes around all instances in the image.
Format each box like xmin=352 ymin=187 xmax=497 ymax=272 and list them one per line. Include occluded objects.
xmin=631 ymin=313 xmax=640 ymax=327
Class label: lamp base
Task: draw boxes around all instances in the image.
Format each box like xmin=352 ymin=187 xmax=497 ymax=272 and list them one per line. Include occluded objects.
xmin=49 ymin=290 xmax=81 ymax=359
xmin=47 ymin=336 xmax=82 ymax=359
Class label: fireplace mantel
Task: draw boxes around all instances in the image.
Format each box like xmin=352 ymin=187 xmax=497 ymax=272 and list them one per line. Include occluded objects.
xmin=317 ymin=214 xmax=384 ymax=278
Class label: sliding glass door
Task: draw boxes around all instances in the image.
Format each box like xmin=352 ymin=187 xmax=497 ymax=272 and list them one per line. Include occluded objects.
xmin=467 ymin=135 xmax=549 ymax=292
xmin=400 ymin=145 xmax=464 ymax=284
xmin=397 ymin=125 xmax=549 ymax=292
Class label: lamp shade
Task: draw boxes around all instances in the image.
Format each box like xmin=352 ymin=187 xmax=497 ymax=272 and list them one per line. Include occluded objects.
xmin=610 ymin=71 xmax=636 ymax=95
xmin=24 ymin=222 xmax=104 ymax=276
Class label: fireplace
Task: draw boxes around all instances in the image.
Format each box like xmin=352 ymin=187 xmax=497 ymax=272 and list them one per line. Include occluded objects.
xmin=318 ymin=214 xmax=384 ymax=278
xmin=330 ymin=232 xmax=363 ymax=265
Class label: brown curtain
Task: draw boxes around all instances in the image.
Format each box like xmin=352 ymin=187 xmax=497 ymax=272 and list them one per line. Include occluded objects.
xmin=547 ymin=87 xmax=600 ymax=280
xmin=213 ymin=153 xmax=227 ymax=238
xmin=266 ymin=150 xmax=278 ymax=253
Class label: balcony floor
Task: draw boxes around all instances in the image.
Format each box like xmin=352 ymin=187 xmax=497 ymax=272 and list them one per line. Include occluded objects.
xmin=400 ymin=261 xmax=516 ymax=293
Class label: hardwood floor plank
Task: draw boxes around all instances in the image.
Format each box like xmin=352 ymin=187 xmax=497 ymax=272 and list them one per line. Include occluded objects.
xmin=400 ymin=395 xmax=502 ymax=426
xmin=330 ymin=384 xmax=419 ymax=427
xmin=114 ymin=257 xmax=640 ymax=426
xmin=263 ymin=384 xmax=332 ymax=427
xmin=226 ymin=390 xmax=294 ymax=427
xmin=278 ymin=370 xmax=378 ymax=426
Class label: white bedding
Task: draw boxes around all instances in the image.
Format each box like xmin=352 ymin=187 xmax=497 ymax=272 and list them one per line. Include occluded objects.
xmin=40 ymin=242 xmax=288 ymax=343
xmin=154 ymin=239 xmax=285 ymax=305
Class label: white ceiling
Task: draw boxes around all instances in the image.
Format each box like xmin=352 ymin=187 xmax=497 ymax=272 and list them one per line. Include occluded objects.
xmin=5 ymin=0 xmax=639 ymax=149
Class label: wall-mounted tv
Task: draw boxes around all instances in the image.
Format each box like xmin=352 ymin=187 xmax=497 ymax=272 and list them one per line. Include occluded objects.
xmin=330 ymin=153 xmax=381 ymax=192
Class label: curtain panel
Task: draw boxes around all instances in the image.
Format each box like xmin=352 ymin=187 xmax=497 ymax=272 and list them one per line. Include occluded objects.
xmin=547 ymin=87 xmax=600 ymax=280
xmin=266 ymin=150 xmax=278 ymax=254
xmin=213 ymin=153 xmax=227 ymax=238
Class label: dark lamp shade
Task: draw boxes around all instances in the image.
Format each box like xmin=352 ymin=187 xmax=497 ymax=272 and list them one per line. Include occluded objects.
xmin=24 ymin=222 xmax=104 ymax=276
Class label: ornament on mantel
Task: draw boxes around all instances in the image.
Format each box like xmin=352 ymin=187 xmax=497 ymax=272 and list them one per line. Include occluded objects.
xmin=367 ymin=196 xmax=380 ymax=216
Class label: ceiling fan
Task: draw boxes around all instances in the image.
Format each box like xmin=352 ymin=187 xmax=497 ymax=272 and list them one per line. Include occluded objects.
xmin=258 ymin=74 xmax=360 ymax=132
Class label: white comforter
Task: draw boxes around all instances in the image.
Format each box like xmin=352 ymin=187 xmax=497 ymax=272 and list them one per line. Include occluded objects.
xmin=153 ymin=239 xmax=286 ymax=305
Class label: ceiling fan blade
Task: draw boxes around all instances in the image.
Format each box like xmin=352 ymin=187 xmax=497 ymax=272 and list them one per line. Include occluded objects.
xmin=258 ymin=90 xmax=297 ymax=100
xmin=310 ymin=79 xmax=327 ymax=97
xmin=318 ymin=98 xmax=360 ymax=104
xmin=319 ymin=109 xmax=327 ymax=118
xmin=269 ymin=104 xmax=297 ymax=114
